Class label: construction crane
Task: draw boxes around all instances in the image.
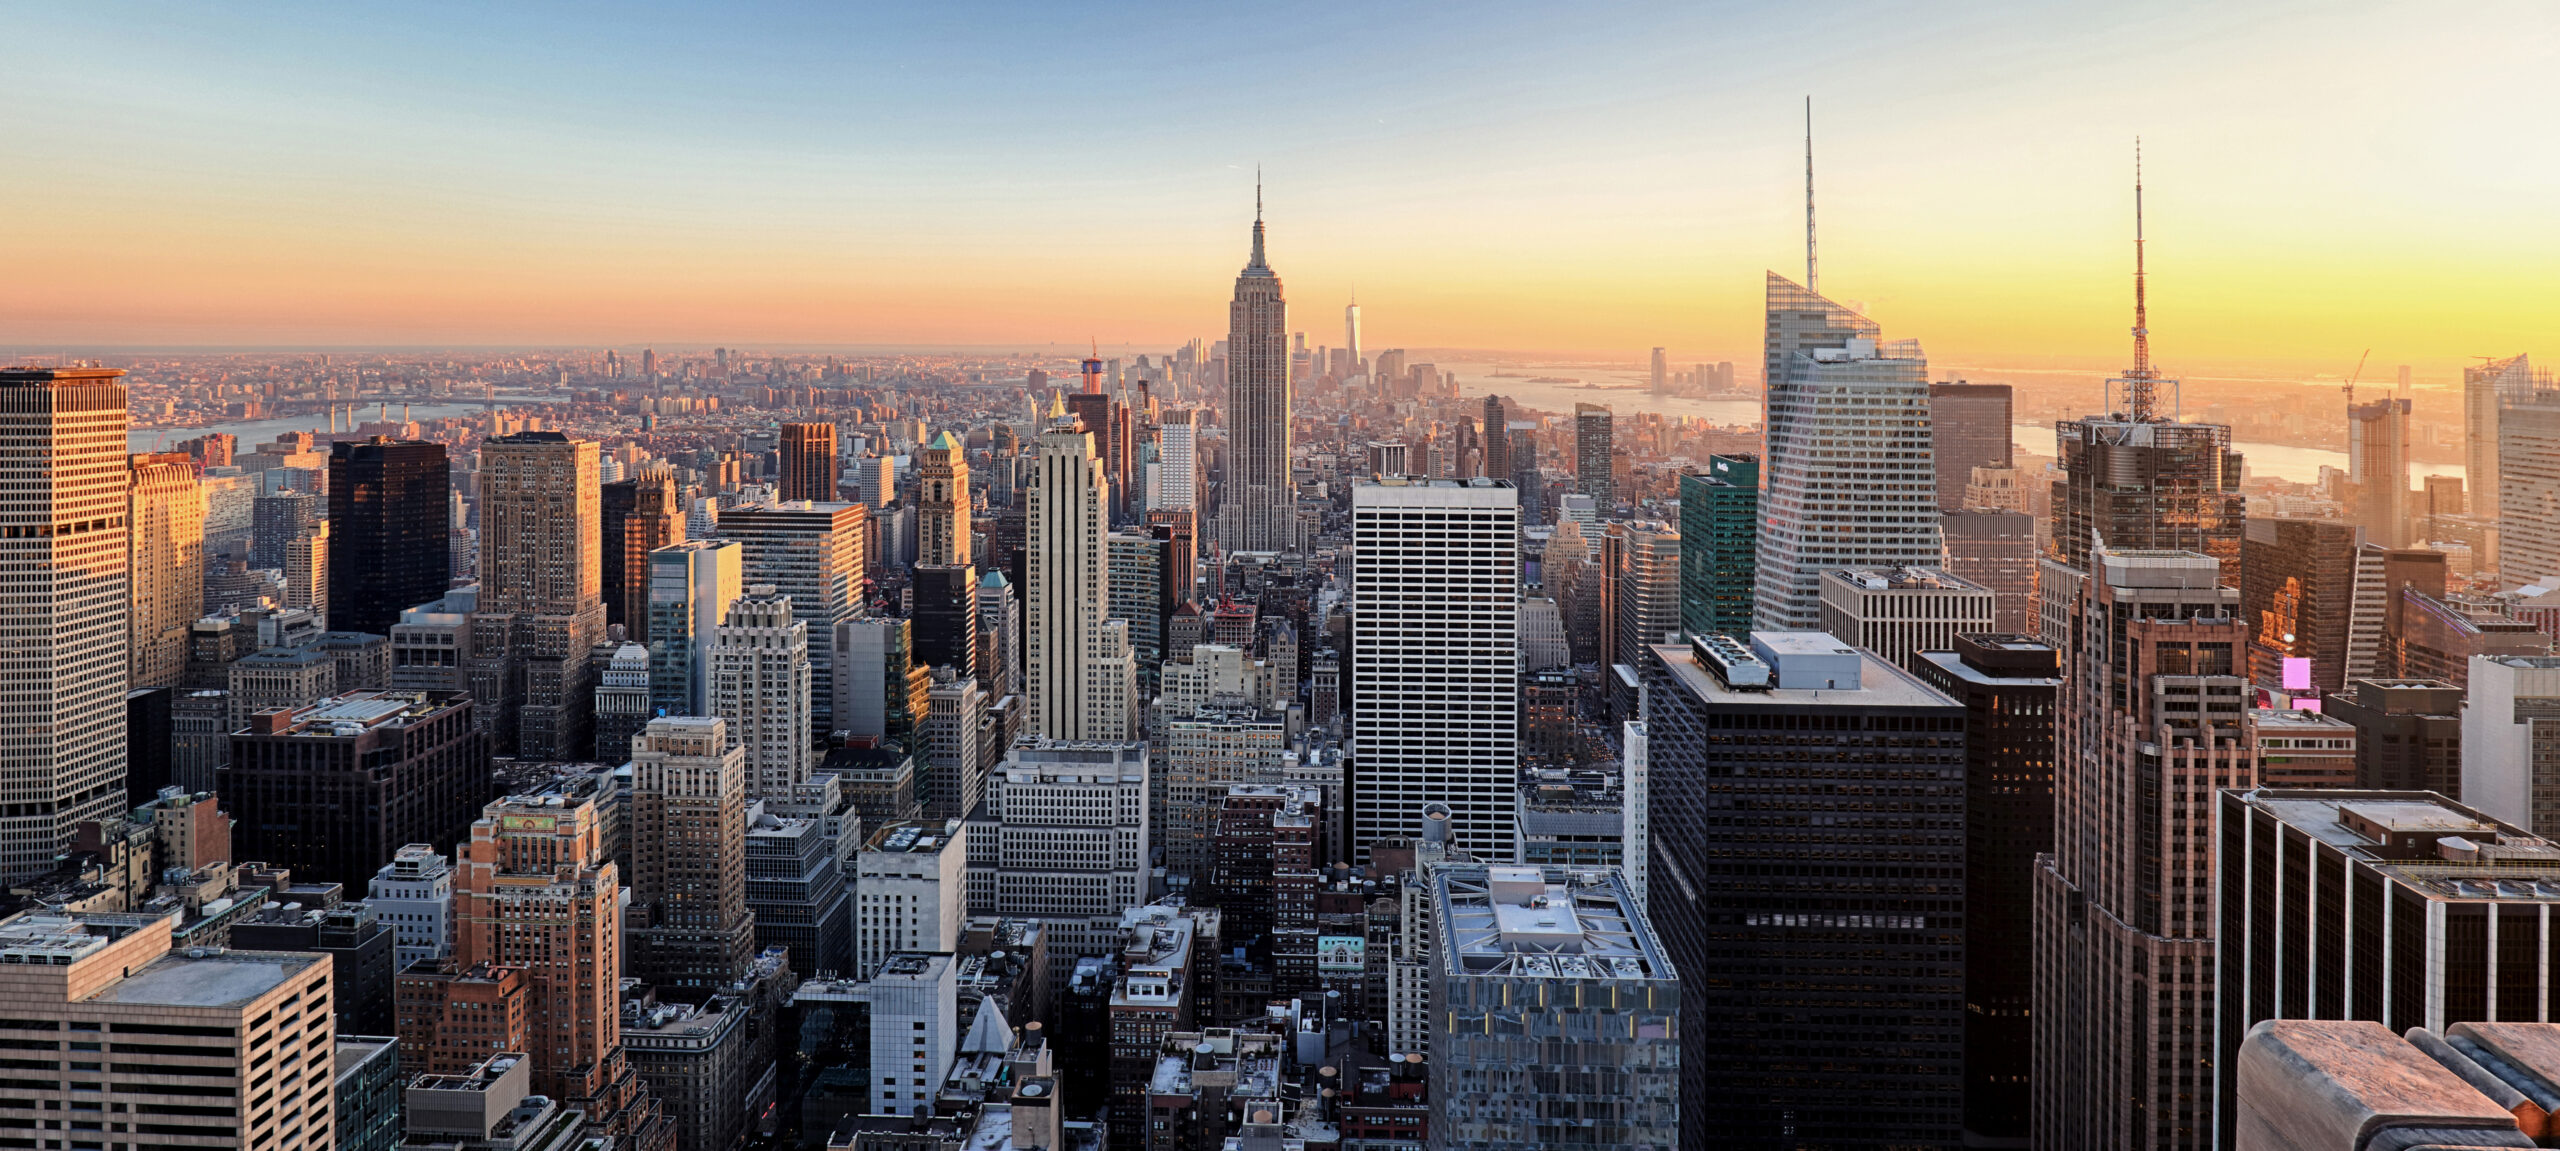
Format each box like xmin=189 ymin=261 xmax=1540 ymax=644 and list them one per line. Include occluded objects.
xmin=2341 ymin=348 xmax=2371 ymax=405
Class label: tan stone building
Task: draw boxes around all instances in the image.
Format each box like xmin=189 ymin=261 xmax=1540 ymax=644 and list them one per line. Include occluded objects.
xmin=127 ymin=452 xmax=205 ymax=690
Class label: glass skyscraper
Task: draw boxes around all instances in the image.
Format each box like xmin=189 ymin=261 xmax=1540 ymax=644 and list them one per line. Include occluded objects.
xmin=1677 ymin=453 xmax=1758 ymax=638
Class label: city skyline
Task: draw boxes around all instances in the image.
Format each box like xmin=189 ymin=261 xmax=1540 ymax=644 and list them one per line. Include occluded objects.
xmin=10 ymin=3 xmax=2560 ymax=376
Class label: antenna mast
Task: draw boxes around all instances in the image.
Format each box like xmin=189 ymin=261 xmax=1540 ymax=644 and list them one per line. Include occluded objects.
xmin=2125 ymin=138 xmax=2158 ymax=421
xmin=1804 ymin=96 xmax=1818 ymax=294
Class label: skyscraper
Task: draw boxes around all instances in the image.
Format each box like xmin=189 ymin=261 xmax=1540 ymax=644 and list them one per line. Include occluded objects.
xmin=2498 ymin=390 xmax=2560 ymax=585
xmin=1604 ymin=520 xmax=1681 ymax=674
xmin=1679 ymin=455 xmax=1759 ymax=639
xmin=1928 ymin=382 xmax=2013 ymax=512
xmin=1350 ymin=478 xmax=1520 ymax=861
xmin=2034 ymin=548 xmax=2252 ymax=1150
xmin=1816 ymin=566 xmax=1997 ymax=669
xmin=1753 ymin=274 xmax=1946 ymax=630
xmin=1573 ymin=403 xmax=1614 ymax=504
xmin=473 ymin=432 xmax=608 ymax=760
xmin=1649 ymin=346 xmax=1667 ymax=394
xmin=646 ymin=540 xmax=743 ymax=719
xmin=2347 ymin=391 xmax=2414 ymax=548
xmin=0 ymin=367 xmax=129 ymax=881
xmin=713 ymin=501 xmax=867 ymax=734
xmin=711 ymin=586 xmax=812 ymax=798
xmin=777 ymin=421 xmax=838 ymax=503
xmin=127 ymin=451 xmax=205 ymax=689
xmin=626 ymin=716 xmax=757 ymax=995
xmin=1154 ymin=408 xmax=1199 ymax=517
xmin=2239 ymin=517 xmax=2360 ymax=693
xmin=602 ymin=463 xmax=684 ymax=641
xmin=285 ymin=518 xmax=329 ymax=626
xmin=1221 ymin=192 xmax=1296 ymax=554
xmin=916 ymin=429 xmax=971 ymax=567
xmin=1481 ymin=395 xmax=1510 ymax=482
xmin=1027 ymin=401 xmax=1134 ymax=740
xmin=328 ymin=437 xmax=452 ymax=637
xmin=1644 ymin=631 xmax=1968 ymax=1145
xmin=1344 ymin=296 xmax=1363 ymax=374
xmin=2466 ymin=352 xmax=2536 ymax=523
xmin=1911 ymin=634 xmax=2060 ymax=1147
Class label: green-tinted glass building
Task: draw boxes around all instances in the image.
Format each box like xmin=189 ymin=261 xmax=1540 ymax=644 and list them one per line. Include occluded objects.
xmin=1678 ymin=453 xmax=1758 ymax=638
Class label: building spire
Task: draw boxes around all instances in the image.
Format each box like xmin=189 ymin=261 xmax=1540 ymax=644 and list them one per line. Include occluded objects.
xmin=1247 ymin=169 xmax=1269 ymax=272
xmin=1804 ymin=96 xmax=1818 ymax=295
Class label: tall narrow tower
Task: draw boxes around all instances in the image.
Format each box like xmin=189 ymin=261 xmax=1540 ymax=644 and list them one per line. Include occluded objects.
xmin=1344 ymin=293 xmax=1363 ymax=375
xmin=0 ymin=367 xmax=127 ymax=880
xmin=1221 ymin=186 xmax=1296 ymax=553
xmin=328 ymin=437 xmax=451 ymax=637
xmin=1027 ymin=400 xmax=1132 ymax=740
xmin=127 ymin=451 xmax=205 ymax=690
xmin=917 ymin=430 xmax=972 ymax=567
xmin=473 ymin=432 xmax=607 ymax=759
xmin=626 ymin=716 xmax=757 ymax=995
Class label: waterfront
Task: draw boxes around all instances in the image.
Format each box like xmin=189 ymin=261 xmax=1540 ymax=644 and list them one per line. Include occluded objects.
xmin=127 ymin=397 xmax=558 ymax=452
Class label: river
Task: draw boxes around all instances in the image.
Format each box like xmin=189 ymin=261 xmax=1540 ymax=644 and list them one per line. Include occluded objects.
xmin=127 ymin=397 xmax=561 ymax=452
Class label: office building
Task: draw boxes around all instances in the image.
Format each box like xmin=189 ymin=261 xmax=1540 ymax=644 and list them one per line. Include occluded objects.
xmin=2214 ymin=791 xmax=2560 ymax=1133
xmin=327 ymin=437 xmax=451 ymax=637
xmin=623 ymin=953 xmax=795 ymax=1151
xmin=285 ymin=518 xmax=329 ymax=626
xmin=2348 ymin=393 xmax=2414 ymax=548
xmin=591 ymin=641 xmax=653 ymax=762
xmin=2372 ymin=546 xmax=2450 ymax=678
xmin=252 ymin=490 xmax=319 ymax=568
xmin=0 ymin=909 xmax=332 ymax=1151
xmin=1754 ymin=274 xmax=1947 ymax=629
xmin=472 ymin=432 xmax=608 ymax=760
xmin=626 ymin=716 xmax=757 ymax=994
xmin=1677 ymin=453 xmax=1758 ymax=639
xmin=778 ymin=421 xmax=838 ymax=503
xmin=370 ymin=843 xmax=456 ymax=970
xmin=396 ymin=961 xmax=529 ymax=1076
xmin=1514 ymin=755 xmax=1646 ymax=901
xmin=922 ymin=672 xmax=989 ymax=820
xmin=972 ymin=740 xmax=1152 ymax=968
xmin=1481 ymin=395 xmax=1511 ymax=481
xmin=2322 ymin=678 xmax=2463 ymax=795
xmin=911 ymin=560 xmax=979 ymax=677
xmin=837 ymin=616 xmax=929 ymax=743
xmin=1160 ymin=705 xmax=1289 ymax=875
xmin=602 ymin=464 xmax=684 ymax=641
xmin=1154 ymin=408 xmax=1199 ymax=517
xmin=2246 ymin=706 xmax=2360 ymax=788
xmin=855 ymin=819 xmax=968 ymax=980
xmin=0 ymin=367 xmax=130 ymax=881
xmin=2466 ymin=352 xmax=2537 ymax=524
xmin=223 ymin=690 xmax=487 ymax=892
xmin=715 ymin=500 xmax=867 ymax=734
xmin=1816 ymin=566 xmax=1996 ymax=670
xmin=1573 ymin=402 xmax=1614 ymax=504
xmin=2501 ymin=389 xmax=2560 ymax=585
xmin=745 ymin=801 xmax=851 ymax=978
xmin=1912 ymin=634 xmax=2059 ymax=1147
xmin=127 ymin=452 xmax=205 ymax=689
xmin=710 ymin=586 xmax=812 ymax=798
xmin=1930 ymin=381 xmax=2013 ymax=511
xmin=917 ymin=429 xmax=970 ymax=566
xmin=645 ymin=539 xmax=742 ymax=719
xmin=335 ymin=1034 xmax=402 ymax=1151
xmin=2396 ymin=588 xmax=2546 ymax=689
xmin=232 ymin=902 xmax=398 ymax=1035
xmin=976 ymin=568 xmax=1020 ymax=697
xmin=1645 ymin=630 xmax=1967 ymax=1145
xmin=1427 ymin=864 xmax=1679 ymax=1151
xmin=2465 ymin=655 xmax=2560 ymax=834
xmin=2035 ymin=548 xmax=2252 ymax=1150
xmin=1603 ymin=520 xmax=1682 ymax=674
xmin=1351 ymin=478 xmax=1521 ymax=861
xmin=867 ymin=952 xmax=961 ymax=1116
xmin=2048 ymin=414 xmax=2244 ymax=583
xmin=1028 ymin=402 xmax=1136 ymax=740
xmin=1941 ymin=508 xmax=2039 ymax=635
xmin=1109 ymin=532 xmax=1166 ymax=691
xmin=2240 ymin=517 xmax=2362 ymax=693
xmin=1221 ymin=198 xmax=1296 ymax=554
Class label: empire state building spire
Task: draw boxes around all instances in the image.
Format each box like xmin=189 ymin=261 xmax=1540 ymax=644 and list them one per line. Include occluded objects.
xmin=1245 ymin=170 xmax=1271 ymax=275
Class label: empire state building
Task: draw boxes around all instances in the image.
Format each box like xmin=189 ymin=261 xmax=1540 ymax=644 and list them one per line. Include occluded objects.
xmin=1220 ymin=196 xmax=1297 ymax=553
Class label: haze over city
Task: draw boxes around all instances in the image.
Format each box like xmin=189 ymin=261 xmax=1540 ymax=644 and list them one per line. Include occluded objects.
xmin=12 ymin=1 xmax=2560 ymax=379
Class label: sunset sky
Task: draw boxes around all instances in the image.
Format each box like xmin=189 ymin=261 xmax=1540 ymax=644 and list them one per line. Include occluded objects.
xmin=8 ymin=1 xmax=2558 ymax=378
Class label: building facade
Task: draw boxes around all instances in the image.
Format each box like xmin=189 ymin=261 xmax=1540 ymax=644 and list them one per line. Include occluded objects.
xmin=222 ymin=690 xmax=488 ymax=892
xmin=127 ymin=451 xmax=206 ymax=689
xmin=1677 ymin=453 xmax=1758 ymax=639
xmin=1220 ymin=203 xmax=1295 ymax=553
xmin=711 ymin=586 xmax=813 ymax=798
xmin=1815 ymin=566 xmax=1997 ymax=670
xmin=626 ymin=716 xmax=758 ymax=995
xmin=328 ymin=437 xmax=451 ymax=638
xmin=472 ymin=432 xmax=608 ymax=760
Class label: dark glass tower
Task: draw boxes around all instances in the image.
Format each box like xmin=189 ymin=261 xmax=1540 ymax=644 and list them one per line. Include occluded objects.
xmin=1927 ymin=382 xmax=2013 ymax=511
xmin=1644 ymin=632 xmax=1967 ymax=1146
xmin=909 ymin=563 xmax=978 ymax=677
xmin=1677 ymin=453 xmax=1758 ymax=638
xmin=328 ymin=437 xmax=451 ymax=637
xmin=1913 ymin=634 xmax=2059 ymax=1147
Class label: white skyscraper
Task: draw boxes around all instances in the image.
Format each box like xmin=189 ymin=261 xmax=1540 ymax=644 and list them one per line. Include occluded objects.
xmin=367 ymin=843 xmax=456 ymax=970
xmin=1350 ymin=477 xmax=1521 ymax=861
xmin=1153 ymin=408 xmax=1199 ymax=517
xmin=922 ymin=672 xmax=988 ymax=820
xmin=2468 ymin=353 xmax=2537 ymax=523
xmin=1026 ymin=401 xmax=1131 ymax=740
xmin=864 ymin=952 xmax=958 ymax=1116
xmin=0 ymin=368 xmax=128 ymax=882
xmin=1752 ymin=273 xmax=1945 ymax=630
xmin=1344 ymin=296 xmax=1364 ymax=375
xmin=967 ymin=740 xmax=1152 ymax=965
xmin=711 ymin=584 xmax=812 ymax=798
xmin=854 ymin=819 xmax=968 ymax=981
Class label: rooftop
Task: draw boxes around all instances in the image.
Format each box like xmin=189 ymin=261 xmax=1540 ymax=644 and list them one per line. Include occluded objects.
xmin=95 ymin=947 xmax=322 ymax=1008
xmin=864 ymin=820 xmax=959 ymax=854
xmin=1654 ymin=639 xmax=1954 ymax=709
xmin=2235 ymin=790 xmax=2560 ymax=903
xmin=1820 ymin=567 xmax=1989 ymax=594
xmin=1433 ymin=865 xmax=1672 ymax=983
